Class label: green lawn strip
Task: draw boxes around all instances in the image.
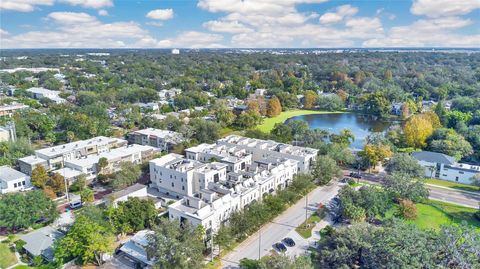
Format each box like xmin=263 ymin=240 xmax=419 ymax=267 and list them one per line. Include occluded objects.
xmin=256 ymin=110 xmax=344 ymax=133
xmin=384 ymin=200 xmax=480 ymax=231
xmin=13 ymin=266 xmax=37 ymax=269
xmin=425 ymin=178 xmax=479 ymax=193
xmin=295 ymin=213 xmax=322 ymax=238
xmin=0 ymin=242 xmax=18 ymax=269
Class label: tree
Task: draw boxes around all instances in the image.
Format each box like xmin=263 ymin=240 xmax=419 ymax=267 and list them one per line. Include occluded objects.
xmin=384 ymin=69 xmax=393 ymax=80
xmin=70 ymin=174 xmax=87 ymax=192
xmin=80 ymin=188 xmax=95 ymax=203
xmin=427 ymin=128 xmax=473 ymax=160
xmin=358 ymin=143 xmax=392 ymax=170
xmin=404 ymin=113 xmax=437 ymax=149
xmin=397 ymin=199 xmax=417 ymax=220
xmin=317 ymin=95 xmax=344 ymax=111
xmin=303 ymin=90 xmax=317 ymax=109
xmin=55 ymin=214 xmax=115 ymax=265
xmin=266 ymin=96 xmax=282 ymax=117
xmin=312 ymin=155 xmax=342 ymax=185
xmin=0 ymin=190 xmax=58 ymax=231
xmin=31 ymin=165 xmax=49 ymax=188
xmin=146 ymin=218 xmax=204 ymax=269
xmin=359 ymin=92 xmax=391 ymax=118
xmin=109 ymin=197 xmax=157 ymax=235
xmin=383 ymin=172 xmax=429 ymax=203
xmin=66 ymin=131 xmax=75 ymax=142
xmin=234 ymin=110 xmax=262 ymax=129
xmin=330 ymin=129 xmax=355 ymax=147
xmin=270 ymin=123 xmax=293 ymax=143
xmin=214 ymin=225 xmax=234 ymax=254
xmin=385 ymin=153 xmax=424 ymax=177
xmin=50 ymin=172 xmax=66 ymax=194
xmin=98 ymin=157 xmax=109 ymax=174
xmin=111 ymin=162 xmax=141 ymax=190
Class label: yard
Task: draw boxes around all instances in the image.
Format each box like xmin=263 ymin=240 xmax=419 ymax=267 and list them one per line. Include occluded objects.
xmin=425 ymin=178 xmax=479 ymax=192
xmin=256 ymin=110 xmax=344 ymax=133
xmin=295 ymin=212 xmax=323 ymax=238
xmin=0 ymin=242 xmax=17 ymax=269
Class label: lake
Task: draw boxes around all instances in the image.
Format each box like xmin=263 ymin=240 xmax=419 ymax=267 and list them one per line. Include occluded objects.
xmin=287 ymin=113 xmax=393 ymax=149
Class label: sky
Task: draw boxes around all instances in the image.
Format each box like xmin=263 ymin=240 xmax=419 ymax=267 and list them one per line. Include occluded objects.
xmin=0 ymin=0 xmax=479 ymax=49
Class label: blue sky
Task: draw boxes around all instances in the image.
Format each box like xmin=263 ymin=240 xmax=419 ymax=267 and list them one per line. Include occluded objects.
xmin=1 ymin=0 xmax=479 ymax=48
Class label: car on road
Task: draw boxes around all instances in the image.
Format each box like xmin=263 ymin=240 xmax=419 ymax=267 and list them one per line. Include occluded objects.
xmin=273 ymin=242 xmax=287 ymax=252
xmin=282 ymin=237 xmax=296 ymax=247
xmin=349 ymin=172 xmax=361 ymax=179
xmin=341 ymin=177 xmax=351 ymax=183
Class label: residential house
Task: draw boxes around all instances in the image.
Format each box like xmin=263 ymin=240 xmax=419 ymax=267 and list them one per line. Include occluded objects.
xmin=26 ymin=87 xmax=66 ymax=104
xmin=0 ymin=103 xmax=28 ymax=117
xmin=0 ymin=166 xmax=32 ymax=194
xmin=20 ymin=226 xmax=64 ymax=262
xmin=117 ymin=230 xmax=155 ymax=268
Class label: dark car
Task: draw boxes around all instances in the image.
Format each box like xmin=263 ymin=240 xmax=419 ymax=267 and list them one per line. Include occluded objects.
xmin=282 ymin=237 xmax=295 ymax=247
xmin=341 ymin=177 xmax=351 ymax=183
xmin=349 ymin=172 xmax=361 ymax=179
xmin=273 ymin=242 xmax=287 ymax=252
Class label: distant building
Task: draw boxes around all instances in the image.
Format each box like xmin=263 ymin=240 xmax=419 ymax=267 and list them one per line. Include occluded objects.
xmin=0 ymin=103 xmax=28 ymax=117
xmin=0 ymin=166 xmax=32 ymax=194
xmin=0 ymin=123 xmax=16 ymax=142
xmin=185 ymin=143 xmax=252 ymax=173
xmin=129 ymin=128 xmax=185 ymax=151
xmin=171 ymin=48 xmax=180 ymax=55
xmin=104 ymin=183 xmax=149 ymax=208
xmin=412 ymin=151 xmax=480 ymax=184
xmin=26 ymin=87 xmax=66 ymax=104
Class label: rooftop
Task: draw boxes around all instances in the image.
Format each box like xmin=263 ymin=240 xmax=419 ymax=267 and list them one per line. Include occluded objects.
xmin=66 ymin=144 xmax=155 ymax=167
xmin=150 ymin=153 xmax=204 ymax=172
xmin=132 ymin=128 xmax=184 ymax=141
xmin=412 ymin=151 xmax=456 ymax=165
xmin=36 ymin=136 xmax=125 ymax=158
xmin=0 ymin=166 xmax=29 ymax=182
xmin=20 ymin=226 xmax=64 ymax=261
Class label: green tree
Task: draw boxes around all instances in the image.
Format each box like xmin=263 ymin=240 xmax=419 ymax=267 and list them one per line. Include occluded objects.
xmin=312 ymin=155 xmax=342 ymax=185
xmin=55 ymin=215 xmax=115 ymax=265
xmin=385 ymin=153 xmax=424 ymax=177
xmin=270 ymin=123 xmax=293 ymax=143
xmin=31 ymin=165 xmax=49 ymax=189
xmin=426 ymin=128 xmax=473 ymax=160
xmin=146 ymin=219 xmax=204 ymax=269
xmin=80 ymin=188 xmax=95 ymax=203
xmin=0 ymin=190 xmax=58 ymax=231
xmin=214 ymin=225 xmax=234 ymax=254
xmin=109 ymin=197 xmax=157 ymax=235
xmin=98 ymin=157 xmax=109 ymax=174
xmin=383 ymin=172 xmax=429 ymax=203
xmin=111 ymin=162 xmax=141 ymax=190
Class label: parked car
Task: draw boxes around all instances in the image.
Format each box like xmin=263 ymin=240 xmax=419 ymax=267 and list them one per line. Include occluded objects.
xmin=349 ymin=172 xmax=361 ymax=179
xmin=341 ymin=177 xmax=351 ymax=183
xmin=69 ymin=200 xmax=83 ymax=209
xmin=273 ymin=242 xmax=287 ymax=252
xmin=282 ymin=237 xmax=295 ymax=247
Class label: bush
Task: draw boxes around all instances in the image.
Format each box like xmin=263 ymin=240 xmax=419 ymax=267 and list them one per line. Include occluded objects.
xmin=320 ymin=225 xmax=335 ymax=236
xmin=347 ymin=178 xmax=356 ymax=186
xmin=15 ymin=239 xmax=26 ymax=252
xmin=239 ymin=258 xmax=259 ymax=269
xmin=398 ymin=199 xmax=417 ymax=220
xmin=474 ymin=210 xmax=480 ymax=221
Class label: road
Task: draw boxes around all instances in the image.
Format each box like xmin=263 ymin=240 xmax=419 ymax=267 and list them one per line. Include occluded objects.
xmin=221 ymin=183 xmax=341 ymax=268
xmin=352 ymin=171 xmax=480 ymax=209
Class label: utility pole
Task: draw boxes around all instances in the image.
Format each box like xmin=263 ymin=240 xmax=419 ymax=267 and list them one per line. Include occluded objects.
xmin=305 ymin=193 xmax=308 ymax=229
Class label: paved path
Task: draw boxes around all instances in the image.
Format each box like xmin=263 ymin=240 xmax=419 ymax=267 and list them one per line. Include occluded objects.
xmin=221 ymin=183 xmax=341 ymax=268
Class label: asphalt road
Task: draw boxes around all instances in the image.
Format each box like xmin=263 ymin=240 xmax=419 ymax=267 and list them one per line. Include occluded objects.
xmin=352 ymin=171 xmax=480 ymax=208
xmin=221 ymin=183 xmax=341 ymax=268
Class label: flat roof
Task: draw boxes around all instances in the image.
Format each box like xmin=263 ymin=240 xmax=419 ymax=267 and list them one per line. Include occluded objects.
xmin=18 ymin=155 xmax=48 ymax=165
xmin=0 ymin=166 xmax=28 ymax=182
xmin=36 ymin=136 xmax=125 ymax=158
xmin=66 ymin=144 xmax=155 ymax=167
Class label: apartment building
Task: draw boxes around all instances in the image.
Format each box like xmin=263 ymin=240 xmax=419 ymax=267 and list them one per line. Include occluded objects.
xmin=128 ymin=128 xmax=185 ymax=151
xmin=65 ymin=144 xmax=157 ymax=180
xmin=185 ymin=143 xmax=252 ymax=172
xmin=217 ymin=135 xmax=318 ymax=172
xmin=0 ymin=123 xmax=16 ymax=142
xmin=149 ymin=153 xmax=227 ymax=198
xmin=18 ymin=136 xmax=127 ymax=175
xmin=0 ymin=166 xmax=32 ymax=194
xmin=412 ymin=151 xmax=480 ymax=184
xmin=0 ymin=103 xmax=28 ymax=117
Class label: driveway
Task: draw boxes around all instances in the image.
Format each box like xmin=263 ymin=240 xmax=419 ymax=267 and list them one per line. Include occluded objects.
xmin=221 ymin=183 xmax=341 ymax=268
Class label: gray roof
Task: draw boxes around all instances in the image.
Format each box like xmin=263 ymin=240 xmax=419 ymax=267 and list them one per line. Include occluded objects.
xmin=0 ymin=166 xmax=28 ymax=182
xmin=411 ymin=151 xmax=455 ymax=165
xmin=106 ymin=183 xmax=147 ymax=200
xmin=20 ymin=226 xmax=64 ymax=261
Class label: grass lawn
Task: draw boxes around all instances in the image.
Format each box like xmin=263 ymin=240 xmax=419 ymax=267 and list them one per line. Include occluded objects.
xmin=0 ymin=242 xmax=17 ymax=269
xmin=14 ymin=266 xmax=37 ymax=269
xmin=385 ymin=200 xmax=480 ymax=231
xmin=295 ymin=213 xmax=322 ymax=238
xmin=425 ymin=178 xmax=479 ymax=193
xmin=256 ymin=110 xmax=344 ymax=133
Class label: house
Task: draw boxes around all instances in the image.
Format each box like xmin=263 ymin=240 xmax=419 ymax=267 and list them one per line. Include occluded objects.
xmin=171 ymin=48 xmax=180 ymax=54
xmin=149 ymin=153 xmax=227 ymax=198
xmin=26 ymin=87 xmax=66 ymax=104
xmin=104 ymin=183 xmax=149 ymax=208
xmin=412 ymin=151 xmax=480 ymax=184
xmin=217 ymin=135 xmax=318 ymax=172
xmin=136 ymin=102 xmax=159 ymax=112
xmin=0 ymin=103 xmax=28 ymax=117
xmin=20 ymin=226 xmax=64 ymax=262
xmin=0 ymin=123 xmax=16 ymax=142
xmin=117 ymin=230 xmax=155 ymax=268
xmin=0 ymin=166 xmax=32 ymax=194
xmin=129 ymin=128 xmax=185 ymax=151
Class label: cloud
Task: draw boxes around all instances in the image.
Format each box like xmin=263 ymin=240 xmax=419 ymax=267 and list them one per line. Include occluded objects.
xmin=146 ymin=21 xmax=164 ymax=27
xmin=155 ymin=31 xmax=225 ymax=48
xmin=0 ymin=29 xmax=9 ymax=35
xmin=98 ymin=9 xmax=108 ymax=16
xmin=363 ymin=17 xmax=479 ymax=47
xmin=0 ymin=0 xmax=54 ymax=12
xmin=203 ymin=20 xmax=253 ymax=33
xmin=411 ymin=0 xmax=480 ymax=17
xmin=319 ymin=4 xmax=358 ymax=24
xmin=1 ymin=12 xmax=150 ymax=48
xmin=146 ymin=9 xmax=174 ymax=20
xmin=60 ymin=0 xmax=113 ymax=9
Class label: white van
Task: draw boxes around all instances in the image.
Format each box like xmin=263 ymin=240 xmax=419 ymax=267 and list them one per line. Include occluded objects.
xmin=69 ymin=200 xmax=83 ymax=209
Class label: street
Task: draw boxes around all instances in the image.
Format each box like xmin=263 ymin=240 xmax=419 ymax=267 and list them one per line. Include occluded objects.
xmin=221 ymin=183 xmax=341 ymax=268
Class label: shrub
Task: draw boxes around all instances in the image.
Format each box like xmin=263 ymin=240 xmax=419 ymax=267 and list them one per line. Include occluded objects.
xmin=398 ymin=199 xmax=417 ymax=220
xmin=347 ymin=178 xmax=356 ymax=186
xmin=15 ymin=239 xmax=26 ymax=252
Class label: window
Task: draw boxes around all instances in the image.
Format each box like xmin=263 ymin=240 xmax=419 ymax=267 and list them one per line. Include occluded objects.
xmin=455 ymin=177 xmax=459 ymax=182
xmin=14 ymin=183 xmax=17 ymax=188
xmin=182 ymin=186 xmax=185 ymax=190
xmin=22 ymin=181 xmax=25 ymax=186
xmin=459 ymin=171 xmax=464 ymax=174
xmin=171 ymin=182 xmax=174 ymax=187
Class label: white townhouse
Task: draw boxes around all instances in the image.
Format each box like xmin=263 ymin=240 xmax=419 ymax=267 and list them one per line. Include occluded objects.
xmin=26 ymin=87 xmax=66 ymax=104
xmin=18 ymin=136 xmax=127 ymax=175
xmin=185 ymin=143 xmax=252 ymax=173
xmin=149 ymin=153 xmax=227 ymax=198
xmin=65 ymin=144 xmax=157 ymax=180
xmin=217 ymin=135 xmax=318 ymax=172
xmin=0 ymin=166 xmax=32 ymax=194
xmin=128 ymin=128 xmax=185 ymax=151
xmin=412 ymin=151 xmax=480 ymax=184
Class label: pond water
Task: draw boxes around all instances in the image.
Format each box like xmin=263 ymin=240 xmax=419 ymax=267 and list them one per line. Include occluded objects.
xmin=286 ymin=113 xmax=394 ymax=149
